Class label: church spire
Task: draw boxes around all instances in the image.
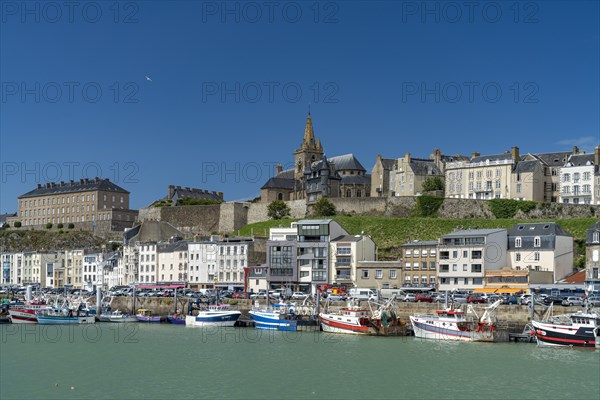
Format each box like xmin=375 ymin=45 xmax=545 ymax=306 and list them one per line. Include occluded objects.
xmin=302 ymin=112 xmax=315 ymax=148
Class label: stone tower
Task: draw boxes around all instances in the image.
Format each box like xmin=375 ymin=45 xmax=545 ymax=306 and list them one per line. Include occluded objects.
xmin=294 ymin=112 xmax=324 ymax=181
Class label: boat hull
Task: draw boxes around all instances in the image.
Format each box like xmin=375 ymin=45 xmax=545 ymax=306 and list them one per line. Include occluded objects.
xmin=185 ymin=311 xmax=241 ymax=327
xmin=532 ymin=320 xmax=598 ymax=348
xmin=410 ymin=316 xmax=478 ymax=342
xmin=168 ymin=316 xmax=186 ymax=325
xmin=37 ymin=315 xmax=96 ymax=325
xmin=8 ymin=309 xmax=38 ymax=324
xmin=319 ymin=313 xmax=370 ymax=335
xmin=136 ymin=316 xmax=163 ymax=323
xmin=248 ymin=310 xmax=297 ymax=331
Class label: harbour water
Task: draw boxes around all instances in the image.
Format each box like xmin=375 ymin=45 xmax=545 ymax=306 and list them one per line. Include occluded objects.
xmin=1 ymin=324 xmax=599 ymax=400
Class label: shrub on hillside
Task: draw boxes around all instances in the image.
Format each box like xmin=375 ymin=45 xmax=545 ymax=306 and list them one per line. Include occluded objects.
xmin=414 ymin=195 xmax=444 ymax=217
xmin=267 ymin=200 xmax=291 ymax=220
xmin=488 ymin=199 xmax=537 ymax=219
xmin=313 ymin=198 xmax=336 ymax=217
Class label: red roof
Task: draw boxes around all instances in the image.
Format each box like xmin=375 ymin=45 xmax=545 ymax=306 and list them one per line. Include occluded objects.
xmin=562 ymin=270 xmax=586 ymax=284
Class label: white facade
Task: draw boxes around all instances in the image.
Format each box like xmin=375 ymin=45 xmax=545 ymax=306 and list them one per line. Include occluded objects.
xmin=437 ymin=229 xmax=508 ymax=291
xmin=329 ymin=236 xmax=377 ymax=285
xmin=188 ymin=239 xmax=251 ymax=290
xmin=138 ymin=242 xmax=158 ymax=284
xmin=559 ymin=160 xmax=596 ymax=205
xmin=1 ymin=252 xmax=23 ymax=285
xmin=82 ymin=253 xmax=102 ymax=290
xmin=158 ymin=243 xmax=188 ymax=283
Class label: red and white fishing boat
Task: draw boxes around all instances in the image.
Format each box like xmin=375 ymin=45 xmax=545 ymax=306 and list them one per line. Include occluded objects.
xmin=7 ymin=300 xmax=48 ymax=324
xmin=319 ymin=297 xmax=405 ymax=336
xmin=320 ymin=306 xmax=372 ymax=335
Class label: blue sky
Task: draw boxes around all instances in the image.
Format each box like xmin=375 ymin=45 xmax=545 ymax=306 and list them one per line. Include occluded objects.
xmin=1 ymin=1 xmax=599 ymax=212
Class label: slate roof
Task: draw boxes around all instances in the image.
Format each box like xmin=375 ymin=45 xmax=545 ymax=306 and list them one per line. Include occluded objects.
xmin=260 ymin=177 xmax=303 ymax=190
xmin=442 ymin=228 xmax=506 ymax=237
xmin=380 ymin=158 xmax=397 ymax=170
xmin=168 ymin=186 xmax=222 ymax=202
xmin=528 ymin=152 xmax=571 ymax=167
xmin=340 ymin=174 xmax=371 ymax=185
xmin=508 ymin=222 xmax=571 ymax=237
xmin=329 ymin=154 xmax=366 ymax=172
xmin=513 ymin=160 xmax=540 ymax=173
xmin=566 ymin=154 xmax=595 ymax=167
xmin=0 ymin=213 xmax=17 ymax=224
xmin=401 ymin=240 xmax=439 ymax=247
xmin=332 ymin=235 xmax=365 ymax=242
xmin=409 ymin=158 xmax=442 ymax=175
xmin=158 ymin=241 xmax=189 ymax=253
xmin=19 ymin=178 xmax=128 ymax=198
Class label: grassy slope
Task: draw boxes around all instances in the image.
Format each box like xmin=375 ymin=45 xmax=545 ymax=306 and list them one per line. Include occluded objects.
xmin=236 ymin=216 xmax=597 ymax=260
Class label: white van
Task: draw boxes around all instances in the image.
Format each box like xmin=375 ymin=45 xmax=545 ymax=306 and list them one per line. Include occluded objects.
xmin=380 ymin=288 xmax=406 ymax=300
xmin=348 ymin=288 xmax=378 ymax=302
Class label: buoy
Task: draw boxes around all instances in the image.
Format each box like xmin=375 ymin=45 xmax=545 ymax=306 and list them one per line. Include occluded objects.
xmin=71 ymin=387 xmax=75 ymax=390
xmin=55 ymin=383 xmax=58 ymax=387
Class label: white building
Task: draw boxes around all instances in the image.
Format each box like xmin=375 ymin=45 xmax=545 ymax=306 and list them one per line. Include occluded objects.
xmin=559 ymin=150 xmax=598 ymax=205
xmin=329 ymin=235 xmax=377 ymax=286
xmin=138 ymin=242 xmax=158 ymax=284
xmin=158 ymin=241 xmax=189 ymax=283
xmin=508 ymin=222 xmax=573 ymax=282
xmin=82 ymin=253 xmax=102 ymax=290
xmin=1 ymin=252 xmax=23 ymax=285
xmin=437 ymin=229 xmax=508 ymax=291
xmin=188 ymin=237 xmax=253 ymax=291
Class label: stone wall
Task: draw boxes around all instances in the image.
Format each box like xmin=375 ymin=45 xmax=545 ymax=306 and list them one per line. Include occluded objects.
xmin=138 ymin=197 xmax=599 ymax=236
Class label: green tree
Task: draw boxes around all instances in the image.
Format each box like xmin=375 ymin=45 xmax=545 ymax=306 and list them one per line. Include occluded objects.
xmin=313 ymin=198 xmax=336 ymax=217
xmin=68 ymin=223 xmax=75 ymax=229
xmin=57 ymin=223 xmax=64 ymax=229
xmin=14 ymin=221 xmax=21 ymax=228
xmin=1 ymin=223 xmax=9 ymax=229
xmin=267 ymin=200 xmax=291 ymax=220
xmin=45 ymin=223 xmax=53 ymax=229
xmin=422 ymin=177 xmax=444 ymax=192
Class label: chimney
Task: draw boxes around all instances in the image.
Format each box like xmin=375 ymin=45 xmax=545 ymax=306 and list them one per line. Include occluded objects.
xmin=37 ymin=184 xmax=42 ymax=189
xmin=511 ymin=146 xmax=520 ymax=161
xmin=276 ymin=163 xmax=283 ymax=175
xmin=95 ymin=177 xmax=100 ymax=183
xmin=572 ymin=146 xmax=580 ymax=155
xmin=405 ymin=152 xmax=411 ymax=163
xmin=595 ymin=146 xmax=600 ymax=166
xmin=69 ymin=180 xmax=74 ymax=186
xmin=60 ymin=181 xmax=65 ymax=187
xmin=80 ymin=179 xmax=85 ymax=185
xmin=471 ymin=151 xmax=480 ymax=158
xmin=168 ymin=185 xmax=175 ymax=199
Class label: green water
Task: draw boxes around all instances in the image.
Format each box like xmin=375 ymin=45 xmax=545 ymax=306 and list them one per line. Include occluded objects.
xmin=1 ymin=324 xmax=599 ymax=400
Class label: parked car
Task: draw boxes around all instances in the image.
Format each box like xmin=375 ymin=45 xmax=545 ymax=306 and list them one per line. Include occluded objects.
xmin=291 ymin=292 xmax=308 ymax=300
xmin=543 ymin=296 xmax=565 ymax=305
xmin=250 ymin=291 xmax=267 ymax=300
xmin=562 ymin=296 xmax=584 ymax=307
xmin=501 ymin=295 xmax=519 ymax=305
xmin=433 ymin=293 xmax=447 ymax=303
xmin=326 ymin=294 xmax=345 ymax=302
xmin=466 ymin=295 xmax=485 ymax=304
xmin=415 ymin=293 xmax=433 ymax=303
xmin=487 ymin=295 xmax=501 ymax=303
xmin=588 ymin=296 xmax=600 ymax=307
xmin=403 ymin=293 xmax=417 ymax=302
xmin=451 ymin=295 xmax=468 ymax=304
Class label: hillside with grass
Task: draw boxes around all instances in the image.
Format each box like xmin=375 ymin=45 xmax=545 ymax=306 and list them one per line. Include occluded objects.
xmin=0 ymin=230 xmax=111 ymax=252
xmin=235 ymin=216 xmax=596 ymax=260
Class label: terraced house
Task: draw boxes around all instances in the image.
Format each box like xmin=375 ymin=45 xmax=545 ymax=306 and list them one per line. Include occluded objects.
xmin=400 ymin=241 xmax=438 ymax=288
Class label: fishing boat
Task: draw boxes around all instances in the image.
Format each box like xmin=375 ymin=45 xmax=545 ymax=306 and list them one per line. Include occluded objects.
xmin=167 ymin=313 xmax=186 ymax=325
xmin=7 ymin=300 xmax=49 ymax=324
xmin=319 ymin=296 xmax=405 ymax=336
xmin=136 ymin=309 xmax=163 ymax=323
xmin=531 ymin=304 xmax=600 ymax=348
xmin=248 ymin=303 xmax=298 ymax=331
xmin=186 ymin=305 xmax=241 ymax=327
xmin=37 ymin=308 xmax=96 ymax=325
xmin=97 ymin=310 xmax=137 ymax=323
xmin=409 ymin=300 xmax=502 ymax=342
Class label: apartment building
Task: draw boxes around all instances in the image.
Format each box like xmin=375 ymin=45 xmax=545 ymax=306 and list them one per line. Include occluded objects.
xmin=437 ymin=229 xmax=508 ymax=291
xmin=400 ymin=240 xmax=438 ymax=288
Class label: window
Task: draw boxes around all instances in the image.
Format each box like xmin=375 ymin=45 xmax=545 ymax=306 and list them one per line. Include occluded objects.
xmin=429 ymin=261 xmax=436 ymax=270
xmin=463 ymin=264 xmax=467 ymax=271
xmin=452 ymin=264 xmax=457 ymax=271
xmin=515 ymin=253 xmax=521 ymax=262
xmin=515 ymin=237 xmax=522 ymax=248
xmin=362 ymin=270 xmax=369 ymax=279
xmin=375 ymin=270 xmax=383 ymax=279
xmin=534 ymin=252 xmax=540 ymax=261
xmin=534 ymin=237 xmax=541 ymax=247
xmin=463 ymin=250 xmax=468 ymax=258
xmin=593 ymin=231 xmax=600 ymax=243
xmin=389 ymin=270 xmax=397 ymax=279
xmin=405 ymin=262 xmax=411 ymax=270
xmin=405 ymin=249 xmax=411 ymax=257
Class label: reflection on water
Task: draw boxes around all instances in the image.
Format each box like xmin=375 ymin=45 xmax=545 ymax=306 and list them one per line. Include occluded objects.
xmin=1 ymin=324 xmax=599 ymax=400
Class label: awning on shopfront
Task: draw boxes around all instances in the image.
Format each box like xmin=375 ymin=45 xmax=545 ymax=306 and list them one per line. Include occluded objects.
xmin=473 ymin=288 xmax=498 ymax=293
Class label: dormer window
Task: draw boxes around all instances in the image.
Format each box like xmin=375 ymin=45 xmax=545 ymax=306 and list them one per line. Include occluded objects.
xmin=593 ymin=231 xmax=600 ymax=243
xmin=534 ymin=236 xmax=541 ymax=247
xmin=515 ymin=237 xmax=522 ymax=248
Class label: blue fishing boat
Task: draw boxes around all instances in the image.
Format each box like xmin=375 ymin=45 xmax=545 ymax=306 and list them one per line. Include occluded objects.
xmin=248 ymin=303 xmax=298 ymax=331
xmin=37 ymin=308 xmax=95 ymax=325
